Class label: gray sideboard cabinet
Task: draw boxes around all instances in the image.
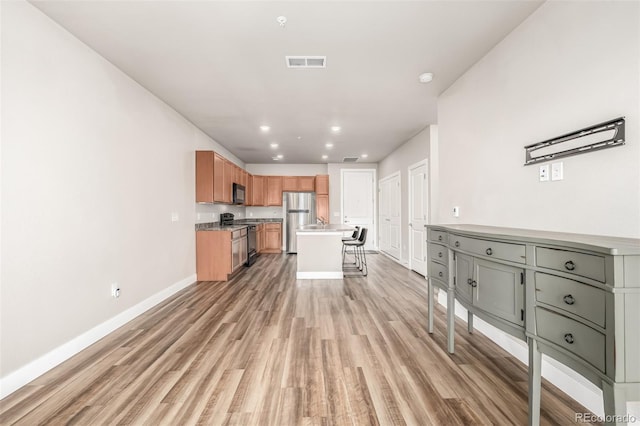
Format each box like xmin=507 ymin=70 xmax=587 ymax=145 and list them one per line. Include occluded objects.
xmin=426 ymin=224 xmax=640 ymax=426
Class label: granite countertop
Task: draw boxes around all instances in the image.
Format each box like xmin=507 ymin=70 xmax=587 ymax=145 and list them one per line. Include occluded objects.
xmin=195 ymin=218 xmax=282 ymax=231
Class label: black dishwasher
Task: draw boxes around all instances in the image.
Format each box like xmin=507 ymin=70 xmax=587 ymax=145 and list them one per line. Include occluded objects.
xmin=246 ymin=224 xmax=258 ymax=266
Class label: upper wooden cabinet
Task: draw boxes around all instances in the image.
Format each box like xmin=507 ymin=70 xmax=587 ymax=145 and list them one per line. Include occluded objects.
xmin=266 ymin=176 xmax=283 ymax=206
xmin=195 ymin=151 xmax=214 ymax=203
xmin=213 ymin=153 xmax=225 ymax=202
xmin=245 ymin=173 xmax=253 ymax=206
xmin=223 ymin=160 xmax=234 ymax=203
xmin=252 ymin=175 xmax=265 ymax=206
xmin=315 ymin=175 xmax=329 ymax=195
xmin=316 ymin=195 xmax=329 ymax=223
xmin=282 ymin=176 xmax=316 ymax=192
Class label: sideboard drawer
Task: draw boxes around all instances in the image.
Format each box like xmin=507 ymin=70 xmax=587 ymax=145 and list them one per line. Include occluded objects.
xmin=536 ymin=247 xmax=605 ymax=282
xmin=429 ymin=260 xmax=448 ymax=283
xmin=536 ymin=307 xmax=605 ymax=373
xmin=449 ymin=234 xmax=526 ymax=264
xmin=535 ymin=273 xmax=605 ymax=328
xmin=428 ymin=242 xmax=448 ymax=266
xmin=428 ymin=229 xmax=448 ymax=244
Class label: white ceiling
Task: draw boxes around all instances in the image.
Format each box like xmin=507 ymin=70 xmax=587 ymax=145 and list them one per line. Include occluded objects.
xmin=31 ymin=0 xmax=543 ymax=164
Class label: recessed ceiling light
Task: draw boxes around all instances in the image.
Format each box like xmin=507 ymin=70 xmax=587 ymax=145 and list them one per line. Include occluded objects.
xmin=272 ymin=156 xmax=280 ymax=161
xmin=277 ymin=154 xmax=284 ymax=159
xmin=330 ymin=126 xmax=341 ymax=132
xmin=260 ymin=125 xmax=270 ymax=132
xmin=325 ymin=143 xmax=334 ymax=148
xmin=418 ymin=72 xmax=433 ymax=83
xmin=297 ymin=136 xmax=302 ymax=140
xmin=361 ymin=154 xmax=368 ymax=158
xmin=322 ymin=155 xmax=328 ymax=160
xmin=270 ymin=143 xmax=278 ymax=149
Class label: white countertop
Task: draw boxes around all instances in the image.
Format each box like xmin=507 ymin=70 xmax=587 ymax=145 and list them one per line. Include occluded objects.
xmin=296 ymin=224 xmax=355 ymax=233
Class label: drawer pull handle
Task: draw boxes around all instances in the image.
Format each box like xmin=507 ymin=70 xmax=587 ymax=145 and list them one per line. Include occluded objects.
xmin=485 ymin=248 xmax=493 ymax=256
xmin=438 ymin=235 xmax=443 ymax=241
xmin=564 ymin=333 xmax=575 ymax=344
xmin=471 ymin=280 xmax=477 ymax=288
xmin=564 ymin=260 xmax=576 ymax=271
xmin=455 ymin=241 xmax=460 ymax=248
xmin=438 ymin=272 xmax=443 ymax=278
xmin=563 ymin=294 xmax=575 ymax=305
xmin=438 ymin=252 xmax=443 ymax=258
xmin=467 ymin=278 xmax=473 ymax=285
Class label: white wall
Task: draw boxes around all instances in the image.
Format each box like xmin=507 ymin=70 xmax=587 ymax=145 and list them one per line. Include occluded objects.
xmin=437 ymin=1 xmax=639 ymax=238
xmin=435 ymin=0 xmax=640 ymax=415
xmin=245 ymin=163 xmax=327 ymax=176
xmin=378 ymin=127 xmax=430 ymax=263
xmin=0 ymin=1 xmax=228 ymax=389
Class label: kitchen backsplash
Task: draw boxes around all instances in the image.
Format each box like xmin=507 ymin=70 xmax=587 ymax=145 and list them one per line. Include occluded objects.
xmin=245 ymin=206 xmax=284 ymax=219
xmin=195 ymin=203 xmax=246 ymax=224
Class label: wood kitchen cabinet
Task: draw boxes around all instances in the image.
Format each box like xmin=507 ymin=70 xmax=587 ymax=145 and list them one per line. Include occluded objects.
xmin=196 ymin=228 xmax=247 ymax=281
xmin=213 ymin=153 xmax=225 ymax=202
xmin=256 ymin=224 xmax=265 ymax=253
xmin=262 ymin=223 xmax=282 ymax=253
xmin=252 ymin=175 xmax=265 ymax=205
xmin=316 ymin=195 xmax=329 ymax=223
xmin=195 ymin=151 xmax=214 ymax=203
xmin=315 ymin=175 xmax=329 ymax=195
xmin=266 ymin=176 xmax=283 ymax=206
xmin=245 ymin=173 xmax=253 ymax=206
xmin=223 ymin=160 xmax=234 ymax=203
xmin=283 ymin=176 xmax=316 ymax=192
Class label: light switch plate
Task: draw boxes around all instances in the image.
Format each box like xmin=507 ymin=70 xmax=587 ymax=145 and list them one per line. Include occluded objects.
xmin=551 ymin=162 xmax=564 ymax=181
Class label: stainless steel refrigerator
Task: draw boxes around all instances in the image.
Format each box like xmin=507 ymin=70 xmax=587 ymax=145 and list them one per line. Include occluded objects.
xmin=284 ymin=192 xmax=316 ymax=254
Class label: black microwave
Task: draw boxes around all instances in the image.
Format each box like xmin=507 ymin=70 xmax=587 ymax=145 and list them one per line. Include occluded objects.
xmin=232 ymin=183 xmax=245 ymax=205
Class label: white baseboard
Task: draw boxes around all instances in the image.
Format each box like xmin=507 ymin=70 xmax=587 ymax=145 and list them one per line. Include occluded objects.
xmin=436 ymin=290 xmax=604 ymax=417
xmin=296 ymin=271 xmax=344 ymax=279
xmin=379 ymin=250 xmax=406 ymax=267
xmin=0 ymin=274 xmax=196 ymax=399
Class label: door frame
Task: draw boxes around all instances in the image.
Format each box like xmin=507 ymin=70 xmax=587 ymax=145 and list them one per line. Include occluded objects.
xmin=340 ymin=168 xmax=377 ymax=250
xmin=407 ymin=159 xmax=429 ymax=273
xmin=378 ymin=171 xmax=401 ymax=260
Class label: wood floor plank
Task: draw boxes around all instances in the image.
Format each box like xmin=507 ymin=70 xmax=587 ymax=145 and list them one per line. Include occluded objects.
xmin=0 ymin=253 xmax=601 ymax=425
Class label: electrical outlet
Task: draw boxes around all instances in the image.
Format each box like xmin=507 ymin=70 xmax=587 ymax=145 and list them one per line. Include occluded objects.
xmin=111 ymin=283 xmax=120 ymax=298
xmin=539 ymin=164 xmax=550 ymax=182
xmin=453 ymin=206 xmax=460 ymax=217
xmin=171 ymin=212 xmax=179 ymax=222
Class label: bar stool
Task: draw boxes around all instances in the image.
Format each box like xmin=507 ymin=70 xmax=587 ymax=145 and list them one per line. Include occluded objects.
xmin=342 ymin=226 xmax=360 ymax=264
xmin=343 ymin=228 xmax=368 ymax=276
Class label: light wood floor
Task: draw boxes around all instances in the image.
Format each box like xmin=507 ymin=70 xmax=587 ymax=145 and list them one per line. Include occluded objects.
xmin=0 ymin=253 xmax=598 ymax=425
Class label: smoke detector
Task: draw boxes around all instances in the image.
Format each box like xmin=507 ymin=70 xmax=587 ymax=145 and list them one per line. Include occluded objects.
xmin=419 ymin=72 xmax=433 ymax=83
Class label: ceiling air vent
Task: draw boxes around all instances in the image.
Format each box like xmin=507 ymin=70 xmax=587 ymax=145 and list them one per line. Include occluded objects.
xmin=342 ymin=157 xmax=359 ymax=163
xmin=286 ymin=56 xmax=326 ymax=69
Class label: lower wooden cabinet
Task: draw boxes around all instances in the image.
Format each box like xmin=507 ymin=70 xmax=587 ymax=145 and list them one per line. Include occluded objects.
xmin=263 ymin=223 xmax=282 ymax=253
xmin=196 ymin=228 xmax=247 ymax=281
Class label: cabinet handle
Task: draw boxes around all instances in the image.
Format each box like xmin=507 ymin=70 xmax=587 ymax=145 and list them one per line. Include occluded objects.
xmin=438 ymin=235 xmax=443 ymax=241
xmin=471 ymin=280 xmax=477 ymax=288
xmin=467 ymin=278 xmax=473 ymax=285
xmin=455 ymin=241 xmax=460 ymax=248
xmin=485 ymin=248 xmax=493 ymax=256
xmin=438 ymin=272 xmax=443 ymax=278
xmin=564 ymin=260 xmax=576 ymax=271
xmin=563 ymin=294 xmax=575 ymax=305
xmin=438 ymin=252 xmax=443 ymax=258
xmin=564 ymin=333 xmax=574 ymax=344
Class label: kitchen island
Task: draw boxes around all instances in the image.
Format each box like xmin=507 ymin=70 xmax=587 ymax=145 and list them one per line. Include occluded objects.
xmin=296 ymin=224 xmax=355 ymax=279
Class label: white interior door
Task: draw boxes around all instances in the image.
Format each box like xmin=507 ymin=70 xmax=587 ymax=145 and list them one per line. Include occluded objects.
xmin=409 ymin=161 xmax=428 ymax=275
xmin=378 ymin=173 xmax=401 ymax=259
xmin=342 ymin=169 xmax=376 ymax=251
